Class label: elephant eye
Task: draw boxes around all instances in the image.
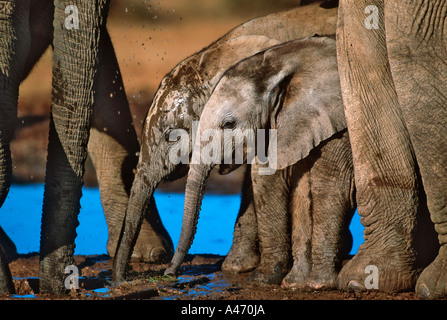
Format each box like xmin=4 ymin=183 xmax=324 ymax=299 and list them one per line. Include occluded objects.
xmin=221 ymin=118 xmax=236 ymax=130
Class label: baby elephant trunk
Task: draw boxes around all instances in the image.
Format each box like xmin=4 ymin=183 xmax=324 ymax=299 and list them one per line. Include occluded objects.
xmin=112 ymin=168 xmax=156 ymax=283
xmin=164 ymin=163 xmax=213 ymax=275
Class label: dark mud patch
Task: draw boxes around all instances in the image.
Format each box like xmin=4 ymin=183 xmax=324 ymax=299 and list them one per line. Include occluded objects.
xmin=1 ymin=253 xmax=426 ymax=301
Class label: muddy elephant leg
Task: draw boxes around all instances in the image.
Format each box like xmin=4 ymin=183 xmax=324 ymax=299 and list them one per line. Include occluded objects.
xmin=0 ymin=114 xmax=18 ymax=293
xmin=281 ymin=160 xmax=313 ymax=288
xmin=384 ymin=0 xmax=447 ymax=299
xmin=249 ymin=165 xmax=291 ymax=284
xmin=336 ymin=0 xmax=421 ymax=292
xmin=0 ymin=0 xmax=34 ymax=294
xmin=0 ymin=149 xmax=14 ymax=294
xmin=88 ymin=28 xmax=173 ymax=262
xmin=0 ymin=227 xmax=16 ymax=262
xmin=222 ymin=166 xmax=260 ymax=274
xmin=0 ymin=0 xmax=52 ymax=294
xmin=87 ymin=28 xmax=138 ymax=259
xmin=305 ymin=132 xmax=356 ymax=290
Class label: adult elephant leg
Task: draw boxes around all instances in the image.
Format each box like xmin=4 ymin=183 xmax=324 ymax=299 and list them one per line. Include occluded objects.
xmin=88 ymin=28 xmax=171 ymax=262
xmin=0 ymin=92 xmax=14 ymax=294
xmin=39 ymin=0 xmax=109 ymax=294
xmin=336 ymin=0 xmax=421 ymax=292
xmin=0 ymin=245 xmax=13 ymax=294
xmin=385 ymin=0 xmax=447 ymax=299
xmin=249 ymin=165 xmax=291 ymax=285
xmin=0 ymin=140 xmax=14 ymax=295
xmin=0 ymin=0 xmax=52 ymax=293
xmin=0 ymin=0 xmax=33 ymax=294
xmin=222 ymin=166 xmax=260 ymax=274
xmin=87 ymin=32 xmax=138 ymax=260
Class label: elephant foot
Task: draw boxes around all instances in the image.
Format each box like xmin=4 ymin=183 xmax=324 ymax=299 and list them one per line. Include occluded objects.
xmin=281 ymin=262 xmax=311 ymax=289
xmin=108 ymin=219 xmax=174 ymax=264
xmin=248 ymin=255 xmax=290 ymax=285
xmin=130 ymin=219 xmax=174 ymax=263
xmin=222 ymin=246 xmax=259 ymax=274
xmin=303 ymin=272 xmax=338 ymax=291
xmin=131 ymin=245 xmax=170 ymax=263
xmin=282 ymin=264 xmax=337 ymax=291
xmin=416 ymin=246 xmax=447 ymax=299
xmin=108 ymin=240 xmax=171 ymax=263
xmin=337 ymin=246 xmax=418 ymax=293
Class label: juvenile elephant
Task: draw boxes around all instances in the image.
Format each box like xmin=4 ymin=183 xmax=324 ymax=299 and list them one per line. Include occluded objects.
xmin=163 ymin=37 xmax=356 ymax=289
xmin=0 ymin=0 xmax=171 ymax=293
xmin=112 ymin=1 xmax=339 ymax=282
xmin=336 ymin=0 xmax=442 ymax=297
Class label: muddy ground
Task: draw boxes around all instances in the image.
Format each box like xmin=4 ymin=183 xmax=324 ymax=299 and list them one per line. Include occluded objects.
xmin=2 ymin=254 xmax=425 ymax=301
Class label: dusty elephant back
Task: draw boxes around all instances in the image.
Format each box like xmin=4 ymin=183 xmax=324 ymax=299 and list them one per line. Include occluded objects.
xmin=219 ymin=1 xmax=337 ymax=43
xmin=142 ymin=2 xmax=338 ymax=149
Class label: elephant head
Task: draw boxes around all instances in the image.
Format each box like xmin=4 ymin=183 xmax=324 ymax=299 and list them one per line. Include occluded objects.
xmin=112 ymin=2 xmax=339 ymax=282
xmin=164 ymin=36 xmax=346 ymax=276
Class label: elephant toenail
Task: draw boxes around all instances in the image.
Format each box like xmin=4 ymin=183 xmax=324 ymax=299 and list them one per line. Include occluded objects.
xmin=347 ymin=280 xmax=365 ymax=292
xmin=417 ymin=283 xmax=431 ymax=299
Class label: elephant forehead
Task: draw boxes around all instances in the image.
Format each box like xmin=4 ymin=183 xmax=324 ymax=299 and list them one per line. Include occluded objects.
xmin=217 ymin=77 xmax=258 ymax=101
xmin=146 ymin=70 xmax=204 ymax=129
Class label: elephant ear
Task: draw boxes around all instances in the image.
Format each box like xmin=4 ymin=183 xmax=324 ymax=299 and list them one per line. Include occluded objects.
xmin=266 ymin=37 xmax=347 ymax=170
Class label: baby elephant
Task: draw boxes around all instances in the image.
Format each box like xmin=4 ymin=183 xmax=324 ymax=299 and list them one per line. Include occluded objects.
xmin=165 ymin=36 xmax=356 ymax=289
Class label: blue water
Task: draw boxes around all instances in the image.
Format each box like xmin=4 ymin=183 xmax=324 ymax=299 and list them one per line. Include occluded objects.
xmin=0 ymin=184 xmax=364 ymax=256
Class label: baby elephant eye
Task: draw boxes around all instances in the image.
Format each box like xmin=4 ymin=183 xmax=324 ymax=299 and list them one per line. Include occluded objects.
xmin=221 ymin=118 xmax=236 ymax=130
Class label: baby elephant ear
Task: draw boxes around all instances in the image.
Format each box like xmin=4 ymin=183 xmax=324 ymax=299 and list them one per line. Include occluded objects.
xmin=268 ymin=38 xmax=347 ymax=170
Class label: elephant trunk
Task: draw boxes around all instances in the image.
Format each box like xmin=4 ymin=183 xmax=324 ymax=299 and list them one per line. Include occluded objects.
xmin=112 ymin=164 xmax=157 ymax=282
xmin=165 ymin=163 xmax=213 ymax=276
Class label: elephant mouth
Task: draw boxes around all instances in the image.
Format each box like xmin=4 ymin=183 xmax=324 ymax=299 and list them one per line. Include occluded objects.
xmin=217 ymin=163 xmax=242 ymax=175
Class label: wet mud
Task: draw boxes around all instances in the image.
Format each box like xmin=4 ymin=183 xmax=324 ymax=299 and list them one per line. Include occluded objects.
xmin=2 ymin=254 xmax=424 ymax=301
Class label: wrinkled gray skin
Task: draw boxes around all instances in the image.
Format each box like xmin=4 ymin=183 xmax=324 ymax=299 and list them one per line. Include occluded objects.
xmin=0 ymin=0 xmax=170 ymax=294
xmin=164 ymin=37 xmax=355 ymax=287
xmin=336 ymin=0 xmax=442 ymax=297
xmin=247 ymin=129 xmax=356 ymax=289
xmin=283 ymin=130 xmax=355 ymax=289
xmin=112 ymin=1 xmax=339 ymax=282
